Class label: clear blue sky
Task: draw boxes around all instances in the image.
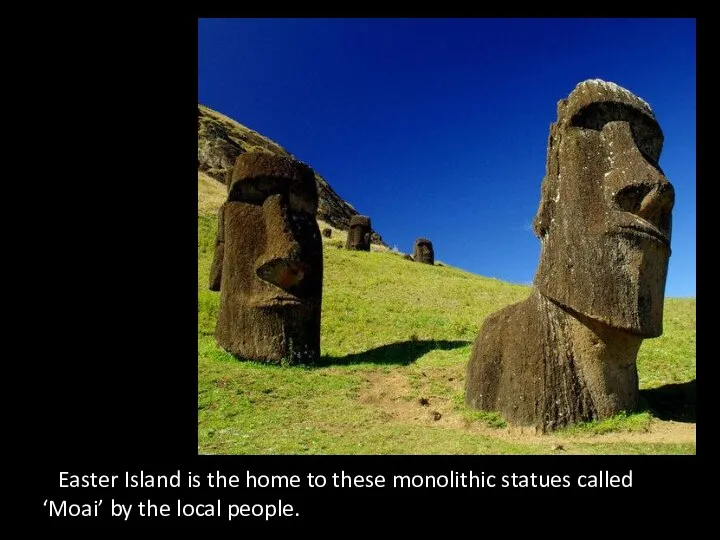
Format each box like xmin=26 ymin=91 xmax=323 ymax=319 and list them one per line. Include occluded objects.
xmin=198 ymin=18 xmax=696 ymax=298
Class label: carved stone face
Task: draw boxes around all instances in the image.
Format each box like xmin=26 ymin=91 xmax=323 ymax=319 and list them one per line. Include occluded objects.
xmin=346 ymin=215 xmax=371 ymax=251
xmin=533 ymin=80 xmax=674 ymax=337
xmin=214 ymin=152 xmax=322 ymax=363
xmin=413 ymin=238 xmax=434 ymax=265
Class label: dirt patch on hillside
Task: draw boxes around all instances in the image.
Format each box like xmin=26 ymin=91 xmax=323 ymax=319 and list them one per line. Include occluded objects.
xmin=356 ymin=370 xmax=455 ymax=427
xmin=358 ymin=371 xmax=452 ymax=424
xmin=357 ymin=369 xmax=696 ymax=450
xmin=493 ymin=418 xmax=696 ymax=447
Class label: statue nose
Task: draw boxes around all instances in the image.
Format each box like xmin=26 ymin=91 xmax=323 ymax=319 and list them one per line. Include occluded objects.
xmin=613 ymin=180 xmax=674 ymax=235
xmin=637 ymin=182 xmax=675 ymax=225
xmin=256 ymin=257 xmax=305 ymax=289
xmin=255 ymin=193 xmax=305 ymax=291
xmin=601 ymin=120 xmax=675 ymax=235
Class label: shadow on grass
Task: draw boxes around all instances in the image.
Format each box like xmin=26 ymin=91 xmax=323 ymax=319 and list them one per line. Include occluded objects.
xmin=317 ymin=339 xmax=471 ymax=367
xmin=639 ymin=379 xmax=696 ymax=423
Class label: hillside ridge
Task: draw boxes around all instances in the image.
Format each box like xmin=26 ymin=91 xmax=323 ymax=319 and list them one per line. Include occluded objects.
xmin=198 ymin=103 xmax=385 ymax=245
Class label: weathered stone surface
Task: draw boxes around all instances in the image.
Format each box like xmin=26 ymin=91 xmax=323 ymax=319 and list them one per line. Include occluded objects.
xmin=209 ymin=151 xmax=323 ymax=364
xmin=413 ymin=238 xmax=434 ymax=265
xmin=208 ymin=202 xmax=225 ymax=291
xmin=198 ymin=104 xmax=385 ymax=245
xmin=345 ymin=215 xmax=372 ymax=251
xmin=466 ymin=79 xmax=674 ymax=431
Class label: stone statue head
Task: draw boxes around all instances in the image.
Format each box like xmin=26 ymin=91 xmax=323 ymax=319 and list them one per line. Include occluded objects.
xmin=413 ymin=238 xmax=434 ymax=265
xmin=346 ymin=215 xmax=371 ymax=251
xmin=533 ymin=79 xmax=674 ymax=337
xmin=213 ymin=151 xmax=323 ymax=363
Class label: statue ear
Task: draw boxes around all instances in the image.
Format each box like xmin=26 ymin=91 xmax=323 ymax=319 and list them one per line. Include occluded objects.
xmin=533 ymin=122 xmax=561 ymax=239
xmin=533 ymin=177 xmax=554 ymax=238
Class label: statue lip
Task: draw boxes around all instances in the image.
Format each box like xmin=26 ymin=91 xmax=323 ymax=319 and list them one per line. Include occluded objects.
xmin=249 ymin=295 xmax=305 ymax=308
xmin=616 ymin=220 xmax=670 ymax=247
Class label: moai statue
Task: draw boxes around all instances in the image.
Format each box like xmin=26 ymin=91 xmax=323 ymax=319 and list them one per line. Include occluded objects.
xmin=208 ymin=151 xmax=323 ymax=364
xmin=345 ymin=215 xmax=372 ymax=251
xmin=465 ymin=79 xmax=674 ymax=431
xmin=413 ymin=238 xmax=434 ymax=265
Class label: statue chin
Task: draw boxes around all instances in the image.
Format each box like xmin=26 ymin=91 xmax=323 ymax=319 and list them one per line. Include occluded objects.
xmin=534 ymin=231 xmax=670 ymax=337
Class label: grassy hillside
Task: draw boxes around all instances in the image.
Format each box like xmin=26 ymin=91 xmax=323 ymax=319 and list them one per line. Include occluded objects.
xmin=198 ymin=191 xmax=696 ymax=455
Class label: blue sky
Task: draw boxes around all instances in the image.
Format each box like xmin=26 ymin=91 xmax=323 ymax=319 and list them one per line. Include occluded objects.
xmin=198 ymin=18 xmax=696 ymax=298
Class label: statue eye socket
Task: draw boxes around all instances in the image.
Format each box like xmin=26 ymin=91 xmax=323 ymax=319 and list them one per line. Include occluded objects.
xmin=228 ymin=176 xmax=317 ymax=215
xmin=570 ymin=102 xmax=663 ymax=166
xmin=288 ymin=192 xmax=316 ymax=215
xmin=228 ymin=176 xmax=287 ymax=204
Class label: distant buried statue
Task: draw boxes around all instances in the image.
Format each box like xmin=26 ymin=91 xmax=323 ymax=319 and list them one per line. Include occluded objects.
xmin=465 ymin=79 xmax=675 ymax=431
xmin=413 ymin=238 xmax=434 ymax=265
xmin=208 ymin=151 xmax=323 ymax=364
xmin=345 ymin=215 xmax=372 ymax=251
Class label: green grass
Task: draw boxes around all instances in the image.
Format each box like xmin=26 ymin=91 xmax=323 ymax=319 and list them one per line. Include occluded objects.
xmin=557 ymin=411 xmax=653 ymax=435
xmin=197 ymin=213 xmax=696 ymax=455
